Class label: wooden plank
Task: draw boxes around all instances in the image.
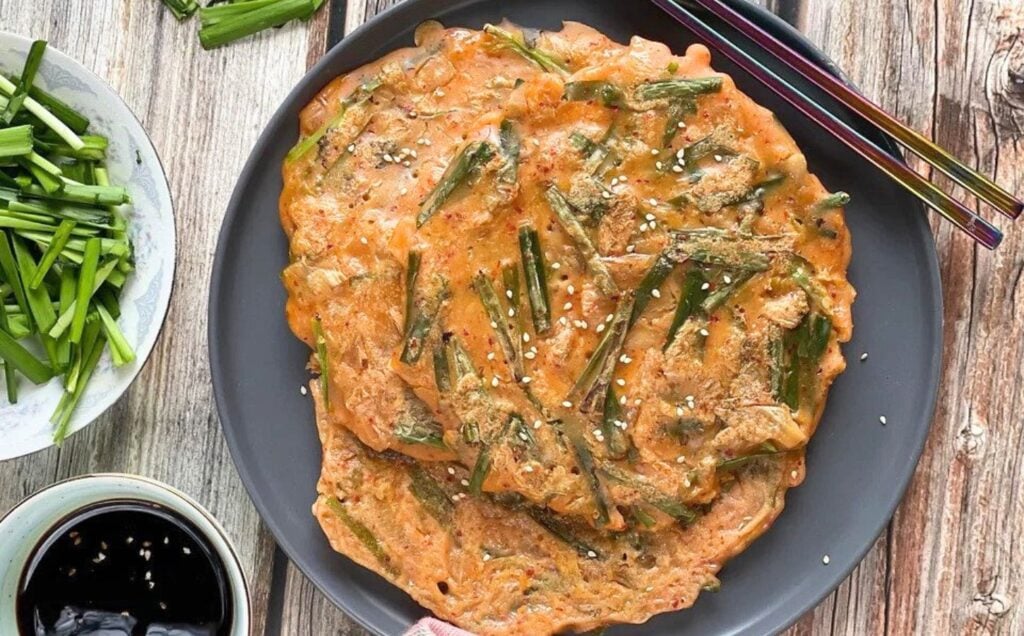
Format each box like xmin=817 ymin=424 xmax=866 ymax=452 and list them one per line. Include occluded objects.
xmin=0 ymin=1 xmax=319 ymax=634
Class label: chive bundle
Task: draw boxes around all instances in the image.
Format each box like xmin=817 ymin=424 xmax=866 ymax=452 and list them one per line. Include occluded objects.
xmin=159 ymin=0 xmax=326 ymax=50
xmin=0 ymin=41 xmax=135 ymax=441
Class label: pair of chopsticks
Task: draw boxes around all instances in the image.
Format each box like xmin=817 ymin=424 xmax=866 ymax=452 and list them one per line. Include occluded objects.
xmin=651 ymin=0 xmax=1021 ymax=250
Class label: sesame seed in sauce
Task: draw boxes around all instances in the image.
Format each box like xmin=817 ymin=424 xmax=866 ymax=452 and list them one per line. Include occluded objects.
xmin=587 ymin=550 xmax=598 ymax=558
xmin=651 ymin=289 xmax=662 ymax=299
xmin=448 ymin=467 xmax=456 ymax=475
xmin=562 ymin=400 xmax=574 ymax=408
xmin=723 ymin=275 xmax=732 ymax=284
xmin=491 ymin=377 xmax=500 ymax=387
xmin=563 ymin=302 xmax=573 ymax=311
xmin=521 ymin=376 xmax=532 ymax=384
xmin=596 ymin=323 xmax=606 ymax=333
xmin=359 ymin=236 xmax=368 ymax=245
xmin=701 ymin=282 xmax=711 ymax=290
xmin=551 ymin=261 xmax=561 ymax=270
xmin=523 ymin=333 xmax=531 ymax=343
xmin=616 ymin=378 xmax=626 ymax=386
xmin=567 ymin=284 xmax=575 ymax=295
xmin=533 ymin=420 xmax=542 ymax=429
xmin=699 ymin=328 xmax=710 ymax=337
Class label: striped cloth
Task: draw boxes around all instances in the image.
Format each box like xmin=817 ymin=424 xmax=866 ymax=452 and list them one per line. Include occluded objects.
xmin=403 ymin=618 xmax=475 ymax=636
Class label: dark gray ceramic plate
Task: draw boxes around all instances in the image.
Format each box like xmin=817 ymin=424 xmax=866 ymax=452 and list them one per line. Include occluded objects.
xmin=209 ymin=1 xmax=942 ymax=634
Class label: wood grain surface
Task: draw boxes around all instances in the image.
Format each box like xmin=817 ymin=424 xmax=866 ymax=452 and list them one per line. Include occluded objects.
xmin=1 ymin=0 xmax=1021 ymax=634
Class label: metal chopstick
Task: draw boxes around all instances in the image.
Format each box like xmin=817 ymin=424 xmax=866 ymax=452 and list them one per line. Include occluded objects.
xmin=690 ymin=0 xmax=1022 ymax=220
xmin=650 ymin=0 xmax=1003 ymax=250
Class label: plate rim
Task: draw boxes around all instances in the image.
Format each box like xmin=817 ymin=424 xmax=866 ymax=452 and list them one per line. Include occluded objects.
xmin=0 ymin=30 xmax=178 ymax=460
xmin=208 ymin=1 xmax=943 ymax=633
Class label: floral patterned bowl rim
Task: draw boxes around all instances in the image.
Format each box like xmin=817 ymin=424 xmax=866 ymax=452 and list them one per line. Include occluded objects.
xmin=0 ymin=32 xmax=176 ymax=459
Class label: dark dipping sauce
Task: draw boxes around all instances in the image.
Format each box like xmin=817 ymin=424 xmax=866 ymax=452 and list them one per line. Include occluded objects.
xmin=16 ymin=499 xmax=233 ymax=636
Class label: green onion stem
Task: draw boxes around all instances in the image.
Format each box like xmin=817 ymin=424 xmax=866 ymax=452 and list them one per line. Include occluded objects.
xmin=198 ymin=0 xmax=326 ymax=50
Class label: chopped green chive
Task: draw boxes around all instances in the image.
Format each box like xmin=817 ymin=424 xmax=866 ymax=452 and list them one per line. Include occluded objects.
xmin=417 ymin=141 xmax=495 ymax=228
xmin=199 ymin=0 xmax=326 ymax=50
xmin=0 ymin=125 xmax=34 ymax=158
xmin=483 ymin=24 xmax=569 ymax=77
xmin=518 ymin=225 xmax=551 ymax=334
xmin=160 ymin=0 xmax=199 ymax=21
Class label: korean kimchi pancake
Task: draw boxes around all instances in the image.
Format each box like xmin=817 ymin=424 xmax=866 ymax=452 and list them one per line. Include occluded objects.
xmin=282 ymin=20 xmax=854 ymax=635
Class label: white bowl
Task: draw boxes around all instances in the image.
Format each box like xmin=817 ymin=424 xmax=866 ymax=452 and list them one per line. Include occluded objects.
xmin=0 ymin=473 xmax=251 ymax=634
xmin=0 ymin=32 xmax=176 ymax=458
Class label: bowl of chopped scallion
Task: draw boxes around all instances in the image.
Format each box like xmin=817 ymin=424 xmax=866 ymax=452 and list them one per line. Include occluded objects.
xmin=0 ymin=33 xmax=175 ymax=459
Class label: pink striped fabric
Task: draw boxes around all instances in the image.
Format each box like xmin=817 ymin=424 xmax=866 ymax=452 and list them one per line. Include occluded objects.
xmin=403 ymin=617 xmax=476 ymax=636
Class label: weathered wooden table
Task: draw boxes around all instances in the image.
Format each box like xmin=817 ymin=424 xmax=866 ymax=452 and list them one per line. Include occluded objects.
xmin=1 ymin=0 xmax=1021 ymax=633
